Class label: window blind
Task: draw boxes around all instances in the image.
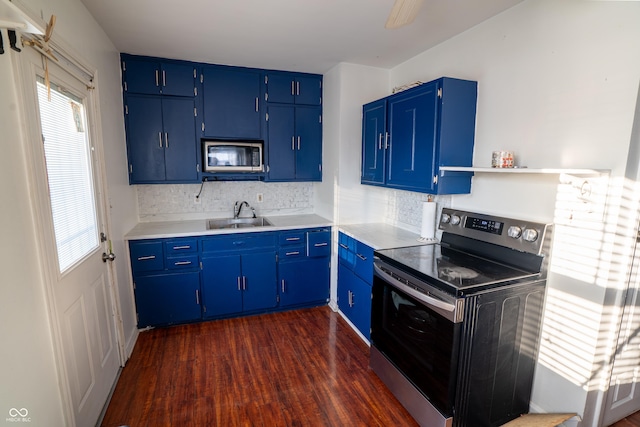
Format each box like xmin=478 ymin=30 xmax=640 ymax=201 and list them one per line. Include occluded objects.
xmin=36 ymin=77 xmax=99 ymax=273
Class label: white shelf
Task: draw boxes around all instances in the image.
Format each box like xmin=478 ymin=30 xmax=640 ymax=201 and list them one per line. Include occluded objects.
xmin=0 ymin=0 xmax=43 ymax=35
xmin=440 ymin=166 xmax=609 ymax=176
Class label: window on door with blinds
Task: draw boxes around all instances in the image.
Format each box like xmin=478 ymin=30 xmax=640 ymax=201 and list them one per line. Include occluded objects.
xmin=36 ymin=76 xmax=99 ymax=273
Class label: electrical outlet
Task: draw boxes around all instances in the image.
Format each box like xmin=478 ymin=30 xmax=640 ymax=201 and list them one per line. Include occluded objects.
xmin=194 ymin=196 xmax=201 ymax=205
xmin=256 ymin=193 xmax=263 ymax=203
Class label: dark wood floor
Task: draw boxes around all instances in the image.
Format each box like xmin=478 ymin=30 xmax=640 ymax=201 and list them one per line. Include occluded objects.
xmin=100 ymin=306 xmax=419 ymax=426
xmin=611 ymin=411 xmax=640 ymax=427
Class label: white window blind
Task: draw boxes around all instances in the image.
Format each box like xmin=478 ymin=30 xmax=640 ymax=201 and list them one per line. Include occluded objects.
xmin=36 ymin=78 xmax=99 ymax=273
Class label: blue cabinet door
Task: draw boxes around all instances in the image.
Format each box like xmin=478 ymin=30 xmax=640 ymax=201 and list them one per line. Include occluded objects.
xmin=387 ymin=81 xmax=438 ymax=192
xmin=361 ymin=99 xmax=387 ymax=185
xmin=202 ymin=66 xmax=261 ymax=139
xmin=122 ymin=56 xmax=195 ymax=97
xmin=201 ymin=254 xmax=243 ymax=317
xmin=242 ymin=251 xmax=278 ymax=312
xmin=266 ymin=105 xmax=296 ymax=180
xmin=294 ymin=106 xmax=322 ymax=181
xmin=134 ymin=271 xmax=201 ymax=327
xmin=160 ymin=62 xmax=196 ymax=97
xmin=266 ymin=72 xmax=322 ymax=105
xmin=294 ymin=75 xmax=322 ymax=106
xmin=338 ymin=263 xmax=372 ymax=340
xmin=279 ymin=257 xmax=329 ymax=307
xmin=126 ymin=95 xmax=166 ymax=182
xmin=162 ymin=97 xmax=198 ymax=181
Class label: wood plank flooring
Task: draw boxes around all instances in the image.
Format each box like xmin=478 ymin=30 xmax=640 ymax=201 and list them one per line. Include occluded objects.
xmin=611 ymin=411 xmax=640 ymax=427
xmin=100 ymin=306 xmax=419 ymax=427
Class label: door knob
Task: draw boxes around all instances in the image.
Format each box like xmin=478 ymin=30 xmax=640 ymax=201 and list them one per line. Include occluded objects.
xmin=102 ymin=252 xmax=116 ymax=263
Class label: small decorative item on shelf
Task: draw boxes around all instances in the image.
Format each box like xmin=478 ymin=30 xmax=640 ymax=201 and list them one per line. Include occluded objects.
xmin=491 ymin=150 xmax=514 ymax=168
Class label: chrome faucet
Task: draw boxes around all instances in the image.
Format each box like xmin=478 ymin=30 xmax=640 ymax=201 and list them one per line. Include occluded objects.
xmin=234 ymin=201 xmax=256 ymax=219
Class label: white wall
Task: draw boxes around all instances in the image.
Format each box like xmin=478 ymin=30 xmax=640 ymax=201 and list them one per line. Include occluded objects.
xmin=0 ymin=0 xmax=136 ymax=424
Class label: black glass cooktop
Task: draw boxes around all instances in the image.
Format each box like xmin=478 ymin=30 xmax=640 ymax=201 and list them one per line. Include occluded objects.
xmin=375 ymin=244 xmax=540 ymax=295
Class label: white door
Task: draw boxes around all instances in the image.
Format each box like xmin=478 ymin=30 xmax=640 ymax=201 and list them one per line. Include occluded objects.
xmin=21 ymin=51 xmax=121 ymax=426
xmin=602 ymin=232 xmax=640 ymax=425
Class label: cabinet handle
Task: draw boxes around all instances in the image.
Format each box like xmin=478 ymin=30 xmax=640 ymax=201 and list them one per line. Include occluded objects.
xmin=385 ymin=132 xmax=390 ymax=149
xmin=237 ymin=276 xmax=242 ymax=291
xmin=255 ymin=97 xmax=259 ymax=112
xmin=172 ymin=245 xmax=191 ymax=250
xmin=195 ymin=289 xmax=200 ymax=305
xmin=162 ymin=70 xmax=166 ymax=87
xmin=291 ymin=136 xmax=295 ymax=151
xmin=296 ymin=81 xmax=300 ymax=96
xmin=174 ymin=261 xmax=192 ymax=266
xmin=158 ymin=132 xmax=163 ymax=148
xmin=243 ymin=276 xmax=247 ymax=290
xmin=378 ymin=133 xmax=383 ymax=150
xmin=286 ymin=237 xmax=301 ymax=242
xmin=314 ymin=242 xmax=328 ymax=247
xmin=291 ymin=81 xmax=295 ymax=96
xmin=285 ymin=251 xmax=300 ymax=256
xmin=281 ymin=279 xmax=286 ymax=293
xmin=164 ymin=132 xmax=169 ymax=148
xmin=348 ymin=290 xmax=354 ymax=307
xmin=155 ymin=69 xmax=159 ymax=87
xmin=356 ymin=253 xmax=367 ymax=261
xmin=137 ymin=255 xmax=156 ymax=261
xmin=297 ymin=136 xmax=301 ymax=150
xmin=339 ymin=243 xmax=349 ymax=250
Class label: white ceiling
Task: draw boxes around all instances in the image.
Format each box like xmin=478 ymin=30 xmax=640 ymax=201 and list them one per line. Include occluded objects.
xmin=80 ymin=0 xmax=524 ymax=74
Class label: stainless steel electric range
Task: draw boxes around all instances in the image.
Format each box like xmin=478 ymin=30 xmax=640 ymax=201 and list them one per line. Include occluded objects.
xmin=370 ymin=208 xmax=553 ymax=427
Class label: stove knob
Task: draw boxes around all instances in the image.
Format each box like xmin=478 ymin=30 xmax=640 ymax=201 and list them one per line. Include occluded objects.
xmin=450 ymin=215 xmax=461 ymax=226
xmin=507 ymin=226 xmax=522 ymax=239
xmin=441 ymin=213 xmax=451 ymax=224
xmin=522 ymin=228 xmax=539 ymax=242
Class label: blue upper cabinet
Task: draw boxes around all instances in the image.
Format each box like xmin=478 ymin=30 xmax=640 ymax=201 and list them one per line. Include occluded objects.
xmin=361 ymin=77 xmax=477 ymax=195
xmin=121 ymin=54 xmax=197 ymax=97
xmin=202 ymin=66 xmax=262 ymax=139
xmin=265 ymin=72 xmax=322 ymax=105
xmin=265 ymin=104 xmax=322 ymax=181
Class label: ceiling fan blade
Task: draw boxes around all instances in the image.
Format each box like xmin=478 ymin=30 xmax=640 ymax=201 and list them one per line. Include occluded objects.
xmin=385 ymin=0 xmax=425 ymax=29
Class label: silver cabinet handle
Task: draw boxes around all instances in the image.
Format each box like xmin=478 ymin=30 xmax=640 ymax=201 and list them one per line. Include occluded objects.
xmin=314 ymin=242 xmax=328 ymax=247
xmin=162 ymin=70 xmax=166 ymax=87
xmin=291 ymin=81 xmax=295 ymax=96
xmin=255 ymin=97 xmax=259 ymax=112
xmin=137 ymin=255 xmax=156 ymax=261
xmin=291 ymin=136 xmax=295 ymax=151
xmin=158 ymin=132 xmax=163 ymax=148
xmin=297 ymin=136 xmax=301 ymax=150
xmin=286 ymin=237 xmax=301 ymax=241
xmin=285 ymin=251 xmax=300 ymax=256
xmin=348 ymin=290 xmax=354 ymax=307
xmin=356 ymin=253 xmax=367 ymax=261
xmin=281 ymin=279 xmax=286 ymax=293
xmin=195 ymin=289 xmax=200 ymax=305
xmin=164 ymin=132 xmax=169 ymax=148
xmin=242 ymin=276 xmax=247 ymax=290
xmin=174 ymin=261 xmax=192 ymax=266
xmin=155 ymin=69 xmax=159 ymax=87
xmin=237 ymin=276 xmax=242 ymax=291
xmin=339 ymin=243 xmax=349 ymax=250
xmin=378 ymin=133 xmax=383 ymax=150
xmin=172 ymin=245 xmax=191 ymax=250
xmin=385 ymin=132 xmax=390 ymax=149
xmin=296 ymin=81 xmax=300 ymax=96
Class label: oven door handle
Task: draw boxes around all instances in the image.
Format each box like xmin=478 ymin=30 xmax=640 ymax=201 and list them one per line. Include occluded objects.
xmin=374 ymin=264 xmax=457 ymax=319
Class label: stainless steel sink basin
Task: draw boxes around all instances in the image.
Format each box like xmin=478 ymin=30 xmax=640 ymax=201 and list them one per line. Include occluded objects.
xmin=207 ymin=217 xmax=273 ymax=230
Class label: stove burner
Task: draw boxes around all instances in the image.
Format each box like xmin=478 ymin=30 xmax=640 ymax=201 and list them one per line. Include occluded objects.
xmin=439 ymin=266 xmax=479 ymax=280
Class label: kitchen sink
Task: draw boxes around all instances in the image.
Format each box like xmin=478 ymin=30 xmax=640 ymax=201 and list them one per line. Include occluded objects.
xmin=207 ymin=217 xmax=273 ymax=230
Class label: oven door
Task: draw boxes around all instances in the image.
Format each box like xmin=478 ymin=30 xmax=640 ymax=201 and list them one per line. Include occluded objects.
xmin=371 ymin=261 xmax=461 ymax=422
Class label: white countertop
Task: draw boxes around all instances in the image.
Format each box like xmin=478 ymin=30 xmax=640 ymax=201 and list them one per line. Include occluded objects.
xmin=125 ymin=214 xmax=332 ymax=240
xmin=338 ymin=223 xmax=431 ymax=250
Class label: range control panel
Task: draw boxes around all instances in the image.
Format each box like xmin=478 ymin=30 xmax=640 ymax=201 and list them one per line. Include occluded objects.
xmin=439 ymin=208 xmax=552 ymax=255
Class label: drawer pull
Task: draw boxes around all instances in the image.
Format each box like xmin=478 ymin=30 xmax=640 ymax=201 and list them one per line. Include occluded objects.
xmin=339 ymin=243 xmax=349 ymax=250
xmin=174 ymin=261 xmax=192 ymax=266
xmin=356 ymin=253 xmax=367 ymax=261
xmin=137 ymin=255 xmax=156 ymax=261
xmin=281 ymin=279 xmax=286 ymax=293
xmin=195 ymin=289 xmax=200 ymax=305
xmin=314 ymin=242 xmax=328 ymax=247
xmin=286 ymin=237 xmax=301 ymax=241
xmin=285 ymin=251 xmax=300 ymax=256
xmin=172 ymin=245 xmax=191 ymax=250
xmin=233 ymin=241 xmax=246 ymax=246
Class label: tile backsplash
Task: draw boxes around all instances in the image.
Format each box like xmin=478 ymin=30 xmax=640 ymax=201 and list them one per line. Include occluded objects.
xmin=137 ymin=181 xmax=314 ymax=221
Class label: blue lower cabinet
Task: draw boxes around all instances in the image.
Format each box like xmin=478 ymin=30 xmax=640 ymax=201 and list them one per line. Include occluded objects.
xmin=200 ymin=250 xmax=278 ymax=318
xmin=338 ymin=263 xmax=372 ymax=340
xmin=134 ymin=271 xmax=201 ymax=328
xmin=279 ymin=257 xmax=329 ymax=308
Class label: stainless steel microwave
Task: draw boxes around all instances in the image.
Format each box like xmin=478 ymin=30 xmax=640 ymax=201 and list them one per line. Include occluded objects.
xmin=203 ymin=141 xmax=264 ymax=173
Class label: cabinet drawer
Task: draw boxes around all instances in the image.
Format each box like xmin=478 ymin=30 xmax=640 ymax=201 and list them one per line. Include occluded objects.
xmin=164 ymin=239 xmax=198 ymax=255
xmin=279 ymin=246 xmax=306 ymax=260
xmin=130 ymin=241 xmax=164 ymax=273
xmin=166 ymin=254 xmax=199 ymax=270
xmin=307 ymin=230 xmax=331 ymax=257
xmin=353 ymin=242 xmax=374 ymax=283
xmin=338 ymin=232 xmax=356 ymax=253
xmin=279 ymin=231 xmax=306 ymax=246
xmin=201 ymin=233 xmax=276 ymax=253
